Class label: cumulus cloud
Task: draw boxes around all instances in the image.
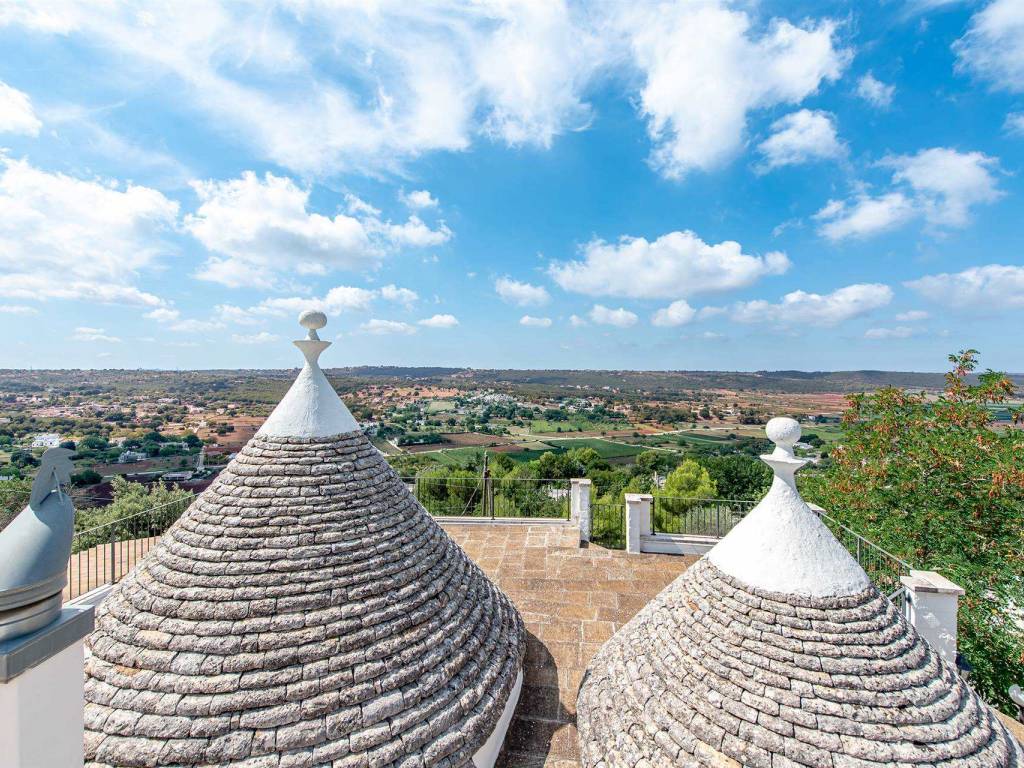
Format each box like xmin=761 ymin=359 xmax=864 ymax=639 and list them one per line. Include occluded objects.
xmin=379 ymin=284 xmax=418 ymax=307
xmin=0 ymin=156 xmax=176 ymax=307
xmin=232 ymin=331 xmax=279 ymax=344
xmin=864 ymin=326 xmax=919 ymax=339
xmin=72 ymin=326 xmax=122 ymax=343
xmin=622 ymin=4 xmax=848 ymax=178
xmin=495 ymin=277 xmax=550 ymax=306
xmin=569 ymin=314 xmax=587 ymax=327
xmin=399 ymin=189 xmax=439 ymax=209
xmin=814 ymin=193 xmax=916 ymax=240
xmin=359 ymin=318 xmax=417 ymax=335
xmin=1006 ymin=112 xmax=1024 ymax=136
xmin=0 ymin=2 xmax=599 ymax=175
xmin=895 ymin=310 xmax=929 ymax=322
xmin=0 ymin=304 xmax=36 ymax=315
xmin=651 ymin=300 xmax=697 ymax=327
xmin=882 ymin=147 xmax=1002 ymax=226
xmin=185 ymin=172 xmax=450 ymax=287
xmin=855 ymin=73 xmax=895 ymax=108
xmin=756 ymin=110 xmax=845 ymax=171
xmin=0 ymin=80 xmax=41 ymax=135
xmin=255 ymin=286 xmax=378 ymax=317
xmin=732 ymin=283 xmax=893 ymax=326
xmin=418 ymin=313 xmax=459 ymax=328
xmin=954 ymin=0 xmax=1024 ymax=92
xmin=145 ymin=308 xmax=181 ymax=323
xmin=0 ymin=3 xmax=852 ymax=178
xmin=519 ymin=315 xmax=552 ymax=328
xmin=550 ymin=230 xmax=789 ymax=299
xmin=589 ymin=305 xmax=638 ymax=328
xmin=905 ymin=264 xmax=1024 ymax=311
xmin=815 ymin=148 xmax=1001 ymax=239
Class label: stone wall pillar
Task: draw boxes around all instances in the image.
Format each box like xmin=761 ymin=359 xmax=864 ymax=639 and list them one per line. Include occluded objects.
xmin=570 ymin=479 xmax=592 ymax=543
xmin=625 ymin=493 xmax=653 ymax=555
xmin=901 ymin=570 xmax=964 ymax=665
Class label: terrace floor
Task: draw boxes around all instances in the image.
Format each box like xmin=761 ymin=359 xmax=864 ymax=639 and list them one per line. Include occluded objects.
xmin=438 ymin=521 xmax=696 ymax=768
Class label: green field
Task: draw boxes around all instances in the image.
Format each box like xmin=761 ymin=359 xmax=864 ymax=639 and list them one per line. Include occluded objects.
xmin=424 ymin=400 xmax=456 ymax=414
xmin=544 ymin=438 xmax=646 ymax=459
xmin=528 ymin=419 xmax=628 ymax=434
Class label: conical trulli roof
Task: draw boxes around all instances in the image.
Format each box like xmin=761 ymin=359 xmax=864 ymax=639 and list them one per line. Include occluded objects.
xmin=83 ymin=312 xmax=525 ymax=768
xmin=577 ymin=418 xmax=1023 ymax=768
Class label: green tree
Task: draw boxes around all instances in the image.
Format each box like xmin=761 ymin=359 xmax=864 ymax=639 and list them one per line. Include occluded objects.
xmin=698 ymin=455 xmax=771 ymax=501
xmin=804 ymin=351 xmax=1024 ymax=712
xmin=73 ymin=477 xmax=194 ymax=553
xmin=661 ymin=459 xmax=717 ymax=499
xmin=0 ymin=478 xmax=32 ymax=530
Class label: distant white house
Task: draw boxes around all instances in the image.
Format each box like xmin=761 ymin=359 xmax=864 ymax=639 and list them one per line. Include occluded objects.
xmin=31 ymin=433 xmax=61 ymax=449
xmin=118 ymin=450 xmax=148 ymax=463
xmin=360 ymin=421 xmax=380 ymax=436
xmin=162 ymin=471 xmax=193 ymax=482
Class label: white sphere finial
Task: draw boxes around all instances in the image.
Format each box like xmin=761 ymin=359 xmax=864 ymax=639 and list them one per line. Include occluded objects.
xmin=298 ymin=309 xmax=327 ymax=340
xmin=765 ymin=417 xmax=801 ymax=448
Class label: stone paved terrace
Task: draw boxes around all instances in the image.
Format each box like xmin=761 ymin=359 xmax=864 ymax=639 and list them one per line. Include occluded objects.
xmin=438 ymin=521 xmax=696 ymax=768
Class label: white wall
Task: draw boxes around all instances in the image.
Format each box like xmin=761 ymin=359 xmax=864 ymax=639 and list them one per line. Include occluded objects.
xmin=0 ymin=641 xmax=86 ymax=768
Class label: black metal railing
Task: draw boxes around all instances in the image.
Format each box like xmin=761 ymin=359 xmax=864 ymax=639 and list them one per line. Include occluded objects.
xmin=66 ymin=496 xmax=190 ymax=602
xmin=402 ymin=476 xmax=571 ymax=519
xmin=818 ymin=510 xmax=912 ymax=612
xmin=651 ymin=496 xmax=756 ymax=537
xmin=590 ymin=500 xmax=625 ymax=549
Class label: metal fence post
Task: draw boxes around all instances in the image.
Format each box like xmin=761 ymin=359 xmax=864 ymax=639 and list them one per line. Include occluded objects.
xmin=108 ymin=529 xmax=116 ymax=585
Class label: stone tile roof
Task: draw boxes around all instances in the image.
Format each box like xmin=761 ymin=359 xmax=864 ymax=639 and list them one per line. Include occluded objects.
xmin=577 ymin=557 xmax=1024 ymax=767
xmin=82 ymin=432 xmax=525 ymax=768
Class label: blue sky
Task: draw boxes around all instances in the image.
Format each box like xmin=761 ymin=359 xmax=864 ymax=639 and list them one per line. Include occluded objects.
xmin=0 ymin=0 xmax=1022 ymax=372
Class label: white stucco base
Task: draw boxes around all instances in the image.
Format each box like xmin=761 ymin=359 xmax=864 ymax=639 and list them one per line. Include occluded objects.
xmin=472 ymin=666 xmax=523 ymax=768
xmin=0 ymin=640 xmax=85 ymax=767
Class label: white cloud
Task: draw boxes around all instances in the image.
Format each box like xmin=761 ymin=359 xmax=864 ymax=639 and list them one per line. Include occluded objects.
xmin=418 ymin=313 xmax=459 ymax=329
xmin=905 ymin=264 xmax=1024 ymax=311
xmin=0 ymin=3 xmax=854 ymax=178
xmin=0 ymin=81 xmax=41 ymax=135
xmin=855 ymin=73 xmax=895 ymax=108
xmin=380 ymin=284 xmax=418 ymax=307
xmin=231 ymin=331 xmax=279 ymax=344
xmin=72 ymin=326 xmax=121 ymax=343
xmin=569 ymin=314 xmax=587 ymax=327
xmin=167 ymin=318 xmax=223 ymax=333
xmin=359 ymin=318 xmax=417 ymax=335
xmin=1006 ymin=112 xmax=1024 ymax=136
xmin=954 ymin=0 xmax=1024 ymax=92
xmin=145 ymin=308 xmax=180 ymax=323
xmin=732 ymin=283 xmax=893 ymax=326
xmin=0 ymin=2 xmax=600 ymax=176
xmin=815 ymin=147 xmax=1000 ymax=240
xmin=882 ymin=147 xmax=1002 ymax=227
xmin=895 ymin=310 xmax=929 ymax=322
xmin=186 ymin=172 xmax=450 ymax=287
xmin=519 ymin=315 xmax=552 ymax=328
xmin=651 ymin=300 xmax=697 ymax=327
xmin=589 ymin=304 xmax=638 ymax=328
xmin=369 ymin=215 xmax=452 ymax=248
xmin=622 ymin=4 xmax=848 ymax=178
xmin=495 ymin=277 xmax=551 ymax=306
xmin=864 ymin=326 xmax=919 ymax=339
xmin=0 ymin=156 xmax=176 ymax=307
xmin=550 ymin=230 xmax=790 ymax=299
xmin=0 ymin=304 xmax=36 ymax=315
xmin=756 ymin=109 xmax=845 ymax=171
xmin=814 ymin=193 xmax=916 ymax=240
xmin=256 ymin=286 xmax=378 ymax=317
xmin=399 ymin=189 xmax=439 ymax=209
xmin=214 ymin=304 xmax=261 ymax=326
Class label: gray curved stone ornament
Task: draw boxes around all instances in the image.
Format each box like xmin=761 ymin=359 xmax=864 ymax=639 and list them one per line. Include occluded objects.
xmin=0 ymin=447 xmax=75 ymax=641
